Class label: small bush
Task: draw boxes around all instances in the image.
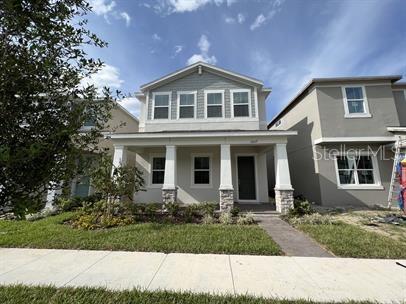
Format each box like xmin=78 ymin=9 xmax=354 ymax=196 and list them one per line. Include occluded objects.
xmin=219 ymin=212 xmax=233 ymax=225
xmin=202 ymin=214 xmax=216 ymax=224
xmin=287 ymin=199 xmax=314 ymax=218
xmin=183 ymin=204 xmax=200 ymax=222
xmin=165 ymin=202 xmax=180 ymax=217
xmin=144 ymin=203 xmax=162 ymax=216
xmin=236 ymin=212 xmax=255 ymax=225
xmin=199 ymin=202 xmax=217 ymax=216
xmin=71 ymin=213 xmax=134 ymax=230
xmin=230 ymin=207 xmax=240 ymax=217
xmin=288 ymin=213 xmax=337 ymax=226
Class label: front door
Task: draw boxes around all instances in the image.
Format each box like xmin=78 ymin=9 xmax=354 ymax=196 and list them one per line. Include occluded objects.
xmin=237 ymin=156 xmax=256 ymax=201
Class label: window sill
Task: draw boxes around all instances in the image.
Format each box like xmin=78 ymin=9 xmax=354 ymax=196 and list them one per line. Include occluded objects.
xmin=190 ymin=184 xmax=213 ymax=189
xmin=148 ymin=184 xmax=163 ymax=189
xmin=337 ymin=185 xmax=384 ymax=190
xmin=344 ymin=113 xmax=372 ymax=118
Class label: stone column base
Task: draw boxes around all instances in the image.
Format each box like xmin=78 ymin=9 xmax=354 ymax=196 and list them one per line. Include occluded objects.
xmin=275 ymin=189 xmax=294 ymax=214
xmin=219 ymin=189 xmax=234 ymax=212
xmin=162 ymin=188 xmax=177 ymax=205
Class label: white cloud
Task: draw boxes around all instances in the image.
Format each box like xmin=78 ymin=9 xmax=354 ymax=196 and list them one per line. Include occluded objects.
xmin=120 ymin=97 xmax=141 ymax=117
xmin=89 ymin=0 xmax=116 ymax=15
xmin=81 ymin=64 xmax=124 ymax=94
xmin=174 ymin=45 xmax=184 ymax=54
xmin=119 ymin=12 xmax=131 ymax=27
xmin=237 ymin=13 xmax=245 ymax=24
xmin=89 ymin=0 xmax=131 ymax=27
xmin=187 ymin=34 xmax=217 ymax=65
xmin=250 ymin=0 xmax=284 ymax=30
xmin=151 ymin=0 xmax=236 ymax=15
xmin=224 ymin=16 xmax=235 ymax=24
xmin=152 ymin=33 xmax=161 ymax=41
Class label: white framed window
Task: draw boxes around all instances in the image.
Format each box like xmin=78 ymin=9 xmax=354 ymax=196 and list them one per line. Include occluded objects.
xmin=341 ymin=86 xmax=371 ymax=118
xmin=152 ymin=92 xmax=171 ymax=120
xmin=334 ymin=153 xmax=382 ymax=190
xmin=177 ymin=91 xmax=196 ymax=119
xmin=191 ymin=154 xmax=212 ymax=188
xmin=231 ymin=89 xmax=251 ymax=118
xmin=204 ymin=90 xmax=224 ymax=118
xmin=151 ymin=156 xmax=166 ymax=185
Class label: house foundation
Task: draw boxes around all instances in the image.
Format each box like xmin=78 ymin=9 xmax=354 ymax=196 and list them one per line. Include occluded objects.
xmin=275 ymin=189 xmax=294 ymax=214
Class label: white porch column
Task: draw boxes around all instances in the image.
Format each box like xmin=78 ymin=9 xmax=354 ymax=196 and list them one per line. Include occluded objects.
xmin=219 ymin=144 xmax=234 ymax=212
xmin=274 ymin=143 xmax=294 ymax=214
xmin=162 ymin=145 xmax=177 ymax=204
xmin=112 ymin=145 xmax=128 ymax=170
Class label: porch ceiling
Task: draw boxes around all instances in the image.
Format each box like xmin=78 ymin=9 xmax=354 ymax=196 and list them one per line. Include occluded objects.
xmin=108 ymin=130 xmax=297 ymax=147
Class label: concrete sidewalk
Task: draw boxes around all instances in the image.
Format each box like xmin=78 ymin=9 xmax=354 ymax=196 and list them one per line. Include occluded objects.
xmin=0 ymin=248 xmax=405 ymax=303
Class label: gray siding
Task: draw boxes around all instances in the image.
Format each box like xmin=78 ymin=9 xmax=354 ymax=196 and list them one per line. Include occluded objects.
xmin=393 ymin=90 xmax=406 ymax=126
xmin=317 ymin=84 xmax=400 ymax=137
xmin=147 ymin=70 xmax=255 ymax=120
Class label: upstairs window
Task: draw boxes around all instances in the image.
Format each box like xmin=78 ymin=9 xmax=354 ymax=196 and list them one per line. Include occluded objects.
xmin=178 ymin=92 xmax=196 ymax=119
xmin=205 ymin=91 xmax=224 ymax=118
xmin=231 ymin=90 xmax=251 ymax=117
xmin=153 ymin=93 xmax=170 ymax=119
xmin=152 ymin=157 xmax=165 ymax=184
xmin=192 ymin=155 xmax=211 ymax=186
xmin=335 ymin=154 xmax=381 ymax=188
xmin=342 ymin=86 xmax=371 ymax=118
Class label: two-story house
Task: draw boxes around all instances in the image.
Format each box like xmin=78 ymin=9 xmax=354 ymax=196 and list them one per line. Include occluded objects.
xmin=268 ymin=76 xmax=406 ymax=208
xmin=110 ymin=62 xmax=297 ymax=213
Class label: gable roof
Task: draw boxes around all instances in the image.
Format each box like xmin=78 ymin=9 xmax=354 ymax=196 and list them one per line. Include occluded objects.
xmin=267 ymin=75 xmax=402 ymax=129
xmin=140 ymin=61 xmax=264 ymax=91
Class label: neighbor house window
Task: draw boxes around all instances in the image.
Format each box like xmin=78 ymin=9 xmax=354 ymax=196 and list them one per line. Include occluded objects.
xmin=152 ymin=157 xmax=165 ymax=184
xmin=192 ymin=155 xmax=211 ymax=186
xmin=231 ymin=90 xmax=250 ymax=117
xmin=153 ymin=92 xmax=171 ymax=119
xmin=335 ymin=154 xmax=381 ymax=188
xmin=342 ymin=86 xmax=371 ymax=117
xmin=178 ymin=92 xmax=196 ymax=119
xmin=205 ymin=91 xmax=224 ymax=118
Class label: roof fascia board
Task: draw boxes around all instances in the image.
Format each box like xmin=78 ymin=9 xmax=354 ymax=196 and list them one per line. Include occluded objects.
xmin=314 ymin=136 xmax=397 ymax=145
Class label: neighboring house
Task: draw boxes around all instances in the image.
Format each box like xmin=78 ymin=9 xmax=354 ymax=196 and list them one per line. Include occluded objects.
xmin=268 ymin=76 xmax=406 ymax=208
xmin=46 ymin=103 xmax=139 ymax=205
xmin=110 ymin=62 xmax=296 ymax=213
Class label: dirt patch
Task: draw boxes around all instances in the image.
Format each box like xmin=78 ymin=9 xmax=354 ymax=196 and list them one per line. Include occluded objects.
xmin=333 ymin=210 xmax=406 ymax=242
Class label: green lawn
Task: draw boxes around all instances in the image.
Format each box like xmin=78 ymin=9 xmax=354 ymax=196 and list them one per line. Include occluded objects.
xmin=298 ymin=222 xmax=406 ymax=259
xmin=0 ymin=213 xmax=281 ymax=255
xmin=0 ymin=285 xmax=372 ymax=304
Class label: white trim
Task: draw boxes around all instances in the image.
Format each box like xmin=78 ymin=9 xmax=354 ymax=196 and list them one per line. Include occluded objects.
xmin=204 ymin=90 xmax=225 ymax=119
xmin=111 ymin=130 xmax=297 ymax=139
xmin=190 ymin=153 xmax=213 ymax=189
xmin=152 ymin=91 xmax=171 ymax=120
xmin=254 ymin=87 xmax=259 ymax=118
xmin=234 ymin=153 xmax=259 ymax=203
xmin=146 ymin=117 xmax=259 ymax=124
xmin=387 ymin=127 xmax=406 ymax=133
xmin=140 ymin=61 xmax=263 ymax=90
xmin=314 ymin=136 xmax=397 ymax=145
xmin=149 ymin=153 xmax=165 ymax=188
xmin=333 ymin=152 xmax=383 ymax=190
xmin=177 ymin=91 xmax=197 ymax=119
xmin=341 ymin=85 xmax=372 ymax=118
xmin=230 ymin=89 xmax=252 ymax=118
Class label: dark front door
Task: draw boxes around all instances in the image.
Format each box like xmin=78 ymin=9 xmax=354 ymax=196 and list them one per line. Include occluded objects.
xmin=237 ymin=156 xmax=256 ymax=200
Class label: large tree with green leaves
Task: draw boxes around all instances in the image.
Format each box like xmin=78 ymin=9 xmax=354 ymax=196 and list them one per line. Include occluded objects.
xmin=0 ymin=0 xmax=116 ymax=213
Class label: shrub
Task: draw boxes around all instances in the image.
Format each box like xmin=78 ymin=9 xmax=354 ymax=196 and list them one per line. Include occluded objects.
xmin=236 ymin=212 xmax=256 ymax=225
xmin=183 ymin=204 xmax=200 ymax=222
xmin=219 ymin=212 xmax=233 ymax=225
xmin=230 ymin=207 xmax=240 ymax=217
xmin=71 ymin=212 xmax=134 ymax=230
xmin=202 ymin=214 xmax=216 ymax=224
xmin=199 ymin=202 xmax=217 ymax=216
xmin=287 ymin=199 xmax=314 ymax=218
xmin=288 ymin=213 xmax=337 ymax=226
xmin=165 ymin=202 xmax=180 ymax=217
xmin=144 ymin=203 xmax=161 ymax=216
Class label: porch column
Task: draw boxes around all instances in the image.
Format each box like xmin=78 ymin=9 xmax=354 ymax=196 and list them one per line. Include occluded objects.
xmin=112 ymin=145 xmax=128 ymax=170
xmin=219 ymin=144 xmax=234 ymax=212
xmin=274 ymin=143 xmax=294 ymax=214
xmin=162 ymin=145 xmax=177 ymax=204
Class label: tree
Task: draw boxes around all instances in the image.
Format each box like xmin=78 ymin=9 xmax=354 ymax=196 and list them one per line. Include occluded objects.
xmin=0 ymin=0 xmax=116 ymax=213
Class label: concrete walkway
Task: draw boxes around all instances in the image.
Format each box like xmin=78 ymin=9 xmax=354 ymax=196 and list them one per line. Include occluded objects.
xmin=256 ymin=215 xmax=334 ymax=257
xmin=0 ymin=248 xmax=405 ymax=303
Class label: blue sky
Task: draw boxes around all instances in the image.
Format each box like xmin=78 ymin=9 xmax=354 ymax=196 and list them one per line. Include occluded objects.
xmin=83 ymin=0 xmax=406 ymax=121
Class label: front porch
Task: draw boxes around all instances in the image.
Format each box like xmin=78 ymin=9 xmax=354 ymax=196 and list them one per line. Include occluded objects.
xmin=110 ymin=130 xmax=297 ymax=213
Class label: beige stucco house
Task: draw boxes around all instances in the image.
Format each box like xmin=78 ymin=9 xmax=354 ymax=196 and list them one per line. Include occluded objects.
xmin=268 ymin=76 xmax=406 ymax=208
xmin=110 ymin=62 xmax=296 ymax=213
